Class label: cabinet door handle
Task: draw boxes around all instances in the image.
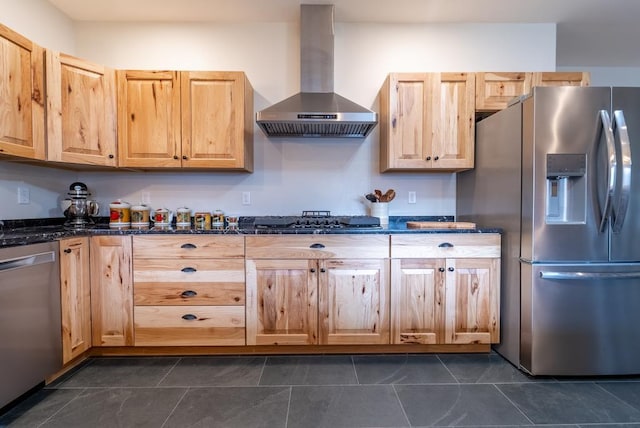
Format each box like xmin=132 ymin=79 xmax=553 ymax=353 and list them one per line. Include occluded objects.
xmin=310 ymin=243 xmax=325 ymax=249
xmin=182 ymin=156 xmax=188 ymax=160
xmin=181 ymin=267 xmax=197 ymax=273
xmin=448 ymin=267 xmax=455 ymax=272
xmin=426 ymin=156 xmax=431 ymax=161
xmin=181 ymin=314 xmax=198 ymax=321
xmin=63 ymin=248 xmax=72 ymax=254
xmin=438 ymin=267 xmax=445 ymax=272
xmin=320 ymin=268 xmax=326 ymax=273
xmin=181 ymin=290 xmax=198 ymax=298
xmin=181 ymin=243 xmax=197 ymax=249
xmin=434 ymin=156 xmax=439 ymax=161
xmin=438 ymin=242 xmax=454 ymax=248
xmin=108 ymin=154 xmax=114 ymax=159
xmin=173 ymin=155 xmax=179 ymax=160
xmin=310 ymin=268 xmax=316 ymax=273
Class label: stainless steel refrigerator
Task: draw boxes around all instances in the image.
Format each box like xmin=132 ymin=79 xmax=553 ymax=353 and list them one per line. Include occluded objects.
xmin=457 ymin=86 xmax=640 ymax=376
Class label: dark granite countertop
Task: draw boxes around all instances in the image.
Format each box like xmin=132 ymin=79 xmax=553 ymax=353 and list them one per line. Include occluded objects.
xmin=0 ymin=216 xmax=502 ymax=248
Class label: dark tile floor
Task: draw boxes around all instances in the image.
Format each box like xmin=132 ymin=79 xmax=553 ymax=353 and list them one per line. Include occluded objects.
xmin=2 ymin=353 xmax=640 ymax=427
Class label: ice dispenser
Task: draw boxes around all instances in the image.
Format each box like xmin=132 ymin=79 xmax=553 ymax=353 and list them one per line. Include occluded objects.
xmin=545 ymin=153 xmax=587 ymax=224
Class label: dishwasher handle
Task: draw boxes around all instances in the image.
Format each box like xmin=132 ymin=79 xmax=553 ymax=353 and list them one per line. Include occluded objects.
xmin=0 ymin=251 xmax=56 ymax=272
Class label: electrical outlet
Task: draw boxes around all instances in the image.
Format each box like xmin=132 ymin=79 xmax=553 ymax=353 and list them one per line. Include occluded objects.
xmin=141 ymin=192 xmax=151 ymax=205
xmin=408 ymin=191 xmax=417 ymax=204
xmin=17 ymin=187 xmax=30 ymax=204
xmin=242 ymin=191 xmax=251 ymax=205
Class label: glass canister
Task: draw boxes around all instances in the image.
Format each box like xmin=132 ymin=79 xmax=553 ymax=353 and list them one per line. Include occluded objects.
xmin=176 ymin=207 xmax=192 ymax=227
xmin=153 ymin=208 xmax=173 ymax=226
xmin=109 ymin=200 xmax=131 ymax=227
xmin=194 ymin=212 xmax=211 ymax=230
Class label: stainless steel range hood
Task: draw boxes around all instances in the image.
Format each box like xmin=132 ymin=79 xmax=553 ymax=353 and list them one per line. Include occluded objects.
xmin=256 ymin=5 xmax=378 ymax=138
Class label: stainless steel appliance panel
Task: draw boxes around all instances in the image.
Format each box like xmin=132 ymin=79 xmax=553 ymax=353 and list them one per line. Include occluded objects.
xmin=522 ymin=262 xmax=640 ymax=376
xmin=0 ymin=242 xmax=62 ymax=409
xmin=523 ymin=86 xmax=611 ymax=263
xmin=457 ymin=104 xmax=523 ymax=365
xmin=610 ymin=87 xmax=640 ymax=262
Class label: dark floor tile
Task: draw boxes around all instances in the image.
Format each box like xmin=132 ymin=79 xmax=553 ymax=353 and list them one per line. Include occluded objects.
xmin=259 ymin=355 xmax=357 ymax=385
xmin=396 ymin=384 xmax=531 ymax=427
xmin=498 ymin=382 xmax=640 ymax=424
xmin=39 ymin=387 xmax=185 ymax=428
xmin=159 ymin=356 xmax=265 ymax=387
xmin=353 ymin=354 xmax=456 ymax=384
xmin=58 ymin=357 xmax=180 ymax=388
xmin=598 ymin=381 xmax=640 ymax=411
xmin=439 ymin=353 xmax=541 ymax=383
xmin=578 ymin=425 xmax=640 ymax=428
xmin=0 ymin=389 xmax=83 ymax=428
xmin=163 ymin=386 xmax=289 ymax=428
xmin=288 ymin=385 xmax=409 ymax=428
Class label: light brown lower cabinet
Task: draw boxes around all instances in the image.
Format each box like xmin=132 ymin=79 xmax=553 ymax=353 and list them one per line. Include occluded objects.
xmin=132 ymin=236 xmax=246 ymax=346
xmin=59 ymin=237 xmax=91 ymax=363
xmin=90 ymin=235 xmax=134 ymax=346
xmin=390 ymin=234 xmax=501 ymax=345
xmin=245 ymin=235 xmax=390 ymax=346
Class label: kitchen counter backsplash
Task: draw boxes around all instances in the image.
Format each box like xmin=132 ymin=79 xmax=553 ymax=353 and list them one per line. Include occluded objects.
xmin=1 ymin=216 xmax=501 ymax=248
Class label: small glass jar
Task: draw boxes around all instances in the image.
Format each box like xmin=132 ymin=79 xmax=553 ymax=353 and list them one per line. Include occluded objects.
xmin=212 ymin=209 xmax=224 ymax=228
xmin=194 ymin=212 xmax=211 ymax=230
xmin=176 ymin=207 xmax=192 ymax=227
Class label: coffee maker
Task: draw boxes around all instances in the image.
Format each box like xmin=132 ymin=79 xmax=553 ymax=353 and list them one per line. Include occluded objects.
xmin=63 ymin=182 xmax=99 ymax=228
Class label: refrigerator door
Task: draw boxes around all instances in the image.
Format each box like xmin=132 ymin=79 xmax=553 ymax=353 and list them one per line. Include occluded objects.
xmin=521 ymin=262 xmax=640 ymax=376
xmin=522 ymin=86 xmax=611 ymax=263
xmin=610 ymin=88 xmax=640 ymax=262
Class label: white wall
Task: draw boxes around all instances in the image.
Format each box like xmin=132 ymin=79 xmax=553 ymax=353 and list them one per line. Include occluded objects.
xmin=1 ymin=3 xmax=557 ymax=219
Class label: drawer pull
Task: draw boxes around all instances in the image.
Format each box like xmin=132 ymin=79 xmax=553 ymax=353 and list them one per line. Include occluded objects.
xmin=310 ymin=243 xmax=325 ymax=249
xmin=181 ymin=290 xmax=198 ymax=298
xmin=182 ymin=314 xmax=198 ymax=321
xmin=438 ymin=242 xmax=454 ymax=248
xmin=181 ymin=243 xmax=197 ymax=249
xmin=181 ymin=267 xmax=197 ymax=273
xmin=63 ymin=248 xmax=72 ymax=254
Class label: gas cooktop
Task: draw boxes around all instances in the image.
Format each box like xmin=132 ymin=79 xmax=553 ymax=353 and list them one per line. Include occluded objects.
xmin=251 ymin=211 xmax=381 ymax=229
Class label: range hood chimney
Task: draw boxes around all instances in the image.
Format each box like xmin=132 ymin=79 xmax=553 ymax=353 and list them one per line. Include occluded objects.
xmin=256 ymin=4 xmax=378 ymax=138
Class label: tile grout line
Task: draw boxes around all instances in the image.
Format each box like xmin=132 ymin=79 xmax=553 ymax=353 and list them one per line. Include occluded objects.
xmin=159 ymin=387 xmax=190 ymax=428
xmin=435 ymin=354 xmax=461 ymax=384
xmin=155 ymin=356 xmax=183 ymax=387
xmin=491 ymin=383 xmax=536 ymax=426
xmin=257 ymin=355 xmax=267 ymax=386
xmin=391 ymin=384 xmax=413 ymax=428
xmin=351 ymin=355 xmax=360 ymax=385
xmin=284 ymin=386 xmax=292 ymax=428
xmin=36 ymin=387 xmax=87 ymax=428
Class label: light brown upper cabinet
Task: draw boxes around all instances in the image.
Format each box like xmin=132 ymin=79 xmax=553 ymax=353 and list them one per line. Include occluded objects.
xmin=46 ymin=51 xmax=117 ymax=166
xmin=0 ymin=24 xmax=45 ymax=160
xmin=117 ymin=70 xmax=253 ymax=171
xmin=379 ymin=72 xmax=475 ymax=172
xmin=476 ymin=71 xmax=590 ymax=112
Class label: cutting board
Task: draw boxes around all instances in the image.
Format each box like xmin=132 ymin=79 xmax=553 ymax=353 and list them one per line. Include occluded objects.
xmin=406 ymin=221 xmax=476 ymax=229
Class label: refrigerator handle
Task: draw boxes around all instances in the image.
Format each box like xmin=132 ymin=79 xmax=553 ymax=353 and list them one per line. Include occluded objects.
xmin=597 ymin=110 xmax=617 ymax=233
xmin=540 ymin=271 xmax=640 ymax=280
xmin=611 ymin=110 xmax=632 ymax=233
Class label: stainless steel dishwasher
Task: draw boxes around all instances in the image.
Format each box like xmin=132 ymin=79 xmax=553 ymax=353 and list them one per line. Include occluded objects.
xmin=0 ymin=241 xmax=62 ymax=409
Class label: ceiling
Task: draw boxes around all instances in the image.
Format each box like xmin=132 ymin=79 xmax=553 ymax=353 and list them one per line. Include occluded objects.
xmin=45 ymin=0 xmax=640 ymax=67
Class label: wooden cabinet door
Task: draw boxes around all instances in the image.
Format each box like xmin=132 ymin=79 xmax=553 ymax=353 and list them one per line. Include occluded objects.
xmin=0 ymin=24 xmax=45 ymax=160
xmin=46 ymin=51 xmax=117 ymax=166
xmin=390 ymin=258 xmax=445 ymax=345
xmin=117 ymin=70 xmax=181 ymax=167
xmin=532 ymin=71 xmax=590 ymax=87
xmin=380 ymin=73 xmax=432 ymax=171
xmin=90 ymin=236 xmax=134 ymax=346
xmin=444 ymin=258 xmax=500 ymax=344
xmin=380 ymin=72 xmax=474 ymax=172
xmin=431 ymin=72 xmax=475 ymax=170
xmin=59 ymin=237 xmax=91 ymax=363
xmin=245 ymin=259 xmax=318 ymax=345
xmin=475 ymin=72 xmax=533 ymax=112
xmin=319 ymin=259 xmax=390 ymax=345
xmin=181 ymin=71 xmax=253 ymax=171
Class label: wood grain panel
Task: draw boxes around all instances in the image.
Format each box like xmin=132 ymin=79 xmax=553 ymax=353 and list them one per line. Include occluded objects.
xmin=133 ymin=235 xmax=244 ymax=258
xmin=475 ymin=72 xmax=532 ymax=112
xmin=0 ymin=23 xmax=45 ymax=160
xmin=134 ymin=305 xmax=245 ymax=346
xmin=391 ymin=234 xmax=500 ymax=258
xmin=245 ymin=235 xmax=389 ymax=259
xmin=532 ymin=71 xmax=590 ymax=87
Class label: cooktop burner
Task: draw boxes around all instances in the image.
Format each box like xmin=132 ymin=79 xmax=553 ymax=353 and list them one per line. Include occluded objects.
xmin=252 ymin=211 xmax=381 ymax=229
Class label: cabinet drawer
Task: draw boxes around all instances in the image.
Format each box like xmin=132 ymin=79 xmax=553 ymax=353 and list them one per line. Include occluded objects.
xmin=133 ymin=235 xmax=244 ymax=259
xmin=391 ymin=234 xmax=500 ymax=258
xmin=246 ymin=235 xmax=389 ymax=259
xmin=134 ymin=305 xmax=245 ymax=346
